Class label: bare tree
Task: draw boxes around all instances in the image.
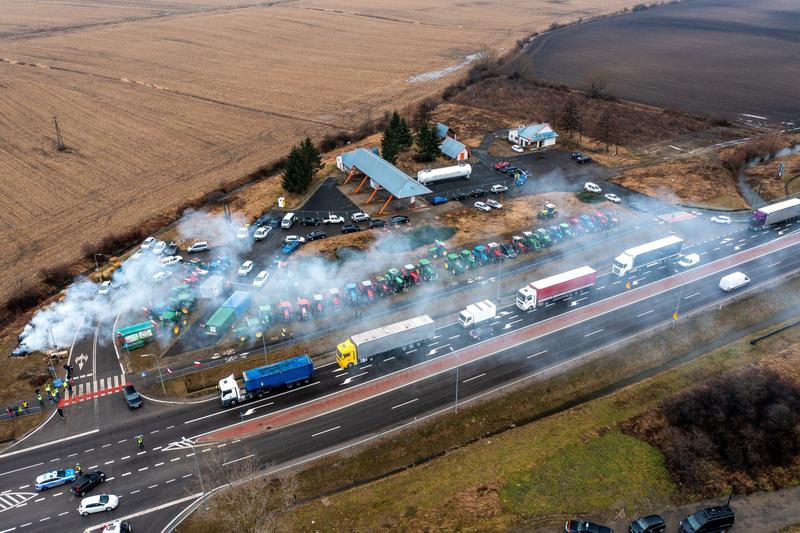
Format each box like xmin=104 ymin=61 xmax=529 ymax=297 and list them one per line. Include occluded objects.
xmin=587 ymin=69 xmax=610 ymax=99
xmin=473 ymin=45 xmax=497 ymax=67
xmin=560 ymin=97 xmax=581 ymax=139
xmin=506 ymin=53 xmax=532 ymax=81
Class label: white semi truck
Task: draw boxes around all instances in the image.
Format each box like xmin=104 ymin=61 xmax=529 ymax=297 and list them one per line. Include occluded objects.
xmin=336 ymin=315 xmax=436 ymax=369
xmin=417 ymin=164 xmax=472 ymax=185
xmin=516 ymin=266 xmax=597 ymax=311
xmin=612 ymin=236 xmax=684 ymax=276
xmin=458 ymin=300 xmax=497 ymax=328
xmin=749 ymin=197 xmax=800 ymax=230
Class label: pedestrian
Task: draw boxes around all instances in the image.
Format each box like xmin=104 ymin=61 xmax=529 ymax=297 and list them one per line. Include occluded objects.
xmin=15 ymin=406 xmax=22 ymax=417
xmin=137 ymin=436 xmax=144 ymax=449
xmin=37 ymin=393 xmax=43 ymax=406
xmin=62 ymin=381 xmax=68 ymax=393
xmin=67 ymin=382 xmax=73 ymax=394
xmin=5 ymin=407 xmax=12 ymax=419
xmin=22 ymin=400 xmax=28 ymax=413
xmin=75 ymin=462 xmax=81 ymax=474
xmin=48 ymin=392 xmax=54 ymax=405
xmin=53 ymin=390 xmax=59 ymax=403
xmin=44 ymin=383 xmax=51 ymax=395
xmin=57 ymin=407 xmax=64 ymax=419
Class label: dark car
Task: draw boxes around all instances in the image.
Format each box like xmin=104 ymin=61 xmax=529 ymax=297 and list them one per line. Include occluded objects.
xmin=566 ymin=519 xmax=614 ymax=533
xmin=306 ymin=230 xmax=326 ymax=241
xmin=429 ymin=195 xmax=449 ymax=206
xmin=369 ymin=219 xmax=386 ymax=229
xmin=679 ymin=505 xmax=734 ymax=533
xmin=469 ymin=325 xmax=495 ymax=341
xmin=300 ymin=216 xmax=321 ymax=226
xmin=499 ymin=243 xmax=517 ymax=258
xmin=500 ymin=166 xmax=517 ymax=175
xmin=630 ymin=202 xmax=649 ymax=213
xmin=450 ymin=191 xmax=468 ymax=201
xmin=122 ymin=385 xmax=142 ymax=409
xmin=267 ymin=216 xmax=282 ymax=228
xmin=470 ymin=187 xmax=487 ymax=197
xmin=71 ymin=470 xmax=106 ymax=497
xmin=572 ymin=152 xmax=592 ymax=164
xmin=341 ymin=224 xmax=359 ymax=234
xmin=389 ymin=215 xmax=410 ymax=226
xmin=254 ymin=213 xmax=272 ymax=227
xmin=163 ymin=241 xmax=178 ymax=256
xmin=629 ymin=515 xmax=666 ymax=533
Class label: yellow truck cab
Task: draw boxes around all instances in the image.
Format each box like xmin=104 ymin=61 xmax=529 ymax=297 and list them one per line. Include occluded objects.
xmin=336 ymin=339 xmax=358 ymax=369
xmin=335 ymin=315 xmax=436 ymax=370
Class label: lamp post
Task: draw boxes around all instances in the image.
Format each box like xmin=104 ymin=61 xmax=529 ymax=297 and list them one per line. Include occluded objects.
xmin=452 ymin=346 xmax=459 ymax=414
xmin=153 ymin=353 xmax=166 ymax=395
xmin=93 ymin=254 xmax=103 ymax=272
xmin=260 ymin=332 xmax=268 ymax=366
xmin=185 ymin=438 xmax=208 ymax=510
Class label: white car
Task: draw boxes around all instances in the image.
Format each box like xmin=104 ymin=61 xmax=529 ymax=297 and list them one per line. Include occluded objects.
xmin=140 ymin=236 xmax=155 ymax=250
xmin=511 ymin=144 xmax=524 ymax=153
xmin=351 ymin=212 xmax=371 ymax=223
xmin=252 ymin=270 xmax=270 ymax=288
xmin=236 ymin=226 xmax=250 ymax=239
xmin=102 ymin=520 xmax=131 ymax=533
xmin=238 ymin=260 xmax=254 ymax=277
xmin=78 ymin=494 xmax=118 ymax=516
xmin=160 ymin=255 xmax=183 ymax=267
xmin=604 ymin=193 xmax=621 ymax=203
xmin=128 ymin=250 xmax=143 ymax=261
xmin=152 ymin=271 xmax=172 ymax=283
xmin=584 ymin=182 xmax=602 ymax=194
xmin=322 ymin=215 xmax=345 ymax=224
xmin=254 ymin=226 xmax=271 ymax=241
xmin=151 ymin=240 xmax=166 ymax=255
xmin=475 ymin=201 xmax=492 ymax=212
xmin=677 ymin=253 xmax=700 ymax=268
xmin=490 ymin=184 xmax=508 ymax=193
xmin=711 ymin=215 xmax=732 ymax=224
xmin=283 ymin=235 xmax=306 ymax=244
xmin=486 ymin=199 xmax=503 ymax=209
xmin=187 ymin=241 xmax=210 ymax=253
xmin=98 ymin=281 xmax=112 ymax=295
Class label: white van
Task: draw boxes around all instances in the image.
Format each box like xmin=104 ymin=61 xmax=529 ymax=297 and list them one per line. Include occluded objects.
xmin=281 ymin=212 xmax=296 ymax=229
xmin=719 ymin=271 xmax=750 ymax=292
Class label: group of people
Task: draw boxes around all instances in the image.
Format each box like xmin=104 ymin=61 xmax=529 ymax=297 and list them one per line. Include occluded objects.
xmin=3 ymin=376 xmax=74 ymax=421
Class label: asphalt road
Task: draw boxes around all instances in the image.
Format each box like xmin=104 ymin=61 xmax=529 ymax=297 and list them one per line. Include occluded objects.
xmin=0 ymin=219 xmax=797 ymax=532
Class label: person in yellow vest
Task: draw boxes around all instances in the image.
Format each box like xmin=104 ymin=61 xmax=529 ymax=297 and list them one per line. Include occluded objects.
xmin=22 ymin=400 xmax=28 ymax=413
xmin=44 ymin=383 xmax=51 ymax=394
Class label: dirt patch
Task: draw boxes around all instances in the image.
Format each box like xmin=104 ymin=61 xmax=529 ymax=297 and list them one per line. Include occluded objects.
xmin=745 ymin=152 xmax=800 ymax=201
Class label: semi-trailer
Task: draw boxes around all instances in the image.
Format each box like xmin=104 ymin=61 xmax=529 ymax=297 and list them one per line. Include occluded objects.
xmin=336 ymin=315 xmax=436 ymax=369
xmin=458 ymin=300 xmax=497 ymax=328
xmin=218 ymin=354 xmax=314 ymax=407
xmin=516 ymin=266 xmax=597 ymax=311
xmin=749 ymin=197 xmax=800 ymax=230
xmin=612 ymin=235 xmax=684 ymax=276
xmin=417 ymin=164 xmax=472 ymax=185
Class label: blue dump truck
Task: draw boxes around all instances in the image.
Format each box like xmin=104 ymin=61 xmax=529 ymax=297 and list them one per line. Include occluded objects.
xmin=217 ymin=354 xmax=314 ymax=407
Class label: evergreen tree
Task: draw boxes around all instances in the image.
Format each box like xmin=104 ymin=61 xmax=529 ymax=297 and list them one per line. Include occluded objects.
xmin=381 ymin=121 xmax=399 ymax=165
xmin=281 ymin=145 xmax=308 ymax=194
xmin=396 ymin=115 xmax=413 ymax=150
xmin=560 ymin=97 xmax=581 ymax=139
xmin=596 ymin=106 xmax=616 ymax=153
xmin=415 ymin=122 xmax=442 ymax=162
xmin=300 ymin=136 xmax=322 ymax=173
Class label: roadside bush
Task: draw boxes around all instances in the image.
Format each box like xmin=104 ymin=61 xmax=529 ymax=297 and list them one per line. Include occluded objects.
xmin=575 ymin=191 xmax=605 ymax=203
xmin=41 ymin=263 xmax=73 ymax=289
xmin=5 ymin=287 xmax=44 ymax=315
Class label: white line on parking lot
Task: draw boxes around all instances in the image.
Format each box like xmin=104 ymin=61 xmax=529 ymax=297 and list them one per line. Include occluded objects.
xmin=51 ymin=492 xmax=62 ymax=497
xmin=138 ymin=467 xmax=148 ymax=472
xmin=122 ymin=472 xmax=131 ymax=477
xmin=527 ymin=349 xmax=548 ymax=359
xmin=311 ymin=426 xmax=341 ymax=438
xmin=130 ymin=490 xmax=140 ymax=494
xmin=155 ymin=462 xmax=164 ymax=467
xmin=391 ymin=398 xmax=418 ymax=410
xmin=101 ymin=444 xmax=111 ymax=448
xmin=585 ymin=329 xmax=603 ymax=337
xmin=148 ymin=485 xmax=158 ymax=489
xmin=462 ymin=373 xmax=486 ymax=384
xmin=636 ymin=309 xmax=655 ymax=317
xmin=104 ymin=460 xmax=114 ymax=465
xmin=596 ymin=285 xmax=605 ymax=290
xmin=170 ymin=458 xmax=180 ymax=462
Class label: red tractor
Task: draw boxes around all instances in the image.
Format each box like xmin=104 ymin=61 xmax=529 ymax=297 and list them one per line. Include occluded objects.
xmin=401 ymin=264 xmax=421 ymax=285
xmin=373 ymin=275 xmax=391 ymax=297
xmin=297 ymin=298 xmax=311 ymax=320
xmin=327 ymin=288 xmax=342 ymax=312
xmin=486 ymin=242 xmax=504 ymax=262
xmin=312 ymin=293 xmax=324 ymax=314
xmin=279 ymin=300 xmax=292 ymax=322
xmin=357 ymin=280 xmax=376 ymax=302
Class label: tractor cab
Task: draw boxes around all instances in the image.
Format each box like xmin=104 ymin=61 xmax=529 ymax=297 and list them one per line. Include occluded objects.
xmin=386 ymin=268 xmax=406 ymax=292
xmin=417 ymin=259 xmax=437 ymax=281
xmin=559 ymin=222 xmax=574 ymax=238
xmin=486 ymin=242 xmax=504 ymax=262
xmin=522 ymin=231 xmax=541 ymax=251
xmin=428 ymin=240 xmax=447 ymax=259
xmin=401 ymin=264 xmax=420 ymax=285
xmin=312 ymin=294 xmax=324 ymax=314
xmin=357 ymin=280 xmax=376 ymax=301
xmin=548 ymin=225 xmax=563 ymax=242
xmin=537 ymin=202 xmax=558 ymax=220
xmin=473 ymin=245 xmax=489 ymax=265
xmin=279 ymin=300 xmax=292 ymax=322
xmin=344 ymin=283 xmax=360 ymax=305
xmin=258 ymin=304 xmax=273 ymax=327
xmin=579 ymin=214 xmax=596 ymax=231
xmin=444 ymin=253 xmax=465 ymax=274
xmin=327 ymin=288 xmax=342 ymax=311
xmin=373 ymin=275 xmax=392 ymax=296
xmin=512 ymin=235 xmax=527 ymax=253
xmin=460 ymin=249 xmax=476 ymax=269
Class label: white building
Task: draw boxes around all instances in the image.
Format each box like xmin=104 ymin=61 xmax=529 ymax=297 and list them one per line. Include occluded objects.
xmin=508 ymin=123 xmax=558 ymax=149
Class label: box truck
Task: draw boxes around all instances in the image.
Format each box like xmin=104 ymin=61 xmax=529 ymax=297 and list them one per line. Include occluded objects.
xmin=336 ymin=315 xmax=436 ymax=369
xmin=458 ymin=300 xmax=497 ymax=328
xmin=612 ymin=236 xmax=684 ymax=276
xmin=218 ymin=354 xmax=314 ymax=407
xmin=516 ymin=266 xmax=597 ymax=311
xmin=749 ymin=197 xmax=800 ymax=230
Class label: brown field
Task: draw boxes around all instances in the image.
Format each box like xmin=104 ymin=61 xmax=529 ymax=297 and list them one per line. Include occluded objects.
xmin=0 ymin=0 xmax=642 ymax=306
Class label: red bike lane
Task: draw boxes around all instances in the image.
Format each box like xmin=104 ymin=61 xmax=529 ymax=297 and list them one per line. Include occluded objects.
xmin=199 ymin=232 xmax=800 ymax=443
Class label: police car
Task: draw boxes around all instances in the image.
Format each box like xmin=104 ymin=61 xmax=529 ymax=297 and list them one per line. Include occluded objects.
xmin=35 ymin=469 xmax=77 ymax=491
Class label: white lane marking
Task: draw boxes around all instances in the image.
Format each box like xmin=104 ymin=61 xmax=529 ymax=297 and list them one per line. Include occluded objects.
xmin=572 ymin=297 xmax=588 ymax=304
xmin=49 ymin=458 xmax=59 ymax=463
xmin=33 ymin=497 xmax=44 ymax=503
xmin=509 ymin=319 xmax=523 ymax=326
xmin=585 ymin=329 xmax=603 ymax=337
xmin=165 ymin=479 xmax=176 ymax=484
xmin=405 ymin=349 xmax=417 ymax=355
xmin=83 ymin=449 xmax=94 ymax=453
xmin=222 ymin=454 xmax=255 ymax=466
xmin=0 ymin=462 xmax=44 ymax=478
xmin=341 ymin=372 xmax=367 ymax=385
xmin=150 ymin=430 xmax=159 ymax=434
xmin=166 ymin=425 xmax=175 ymax=430
xmin=713 ymin=247 xmax=720 ymax=251
xmin=684 ymin=291 xmax=701 ymax=300
xmin=130 ymin=490 xmax=140 ymax=494
xmin=148 ymin=485 xmax=158 ymax=489
xmin=152 ymin=446 xmax=162 ymax=451
xmin=39 ymin=518 xmax=49 ymax=522
xmin=170 ymin=458 xmax=180 ymax=462
xmin=216 ymin=444 xmax=226 ymax=449
xmin=17 ymin=485 xmax=29 ymax=490
xmin=636 ymin=309 xmax=655 ymax=317
xmin=768 ymin=261 xmax=782 ymax=267
xmin=311 ymin=426 xmax=341 ymax=438
xmin=596 ymin=285 xmax=605 ymax=290
xmin=104 ymin=460 xmax=114 ymax=465
xmin=527 ymin=349 xmax=548 ymax=359
xmin=462 ymin=373 xmax=486 ymax=384
xmin=138 ymin=467 xmax=148 ymax=472
xmin=120 ymin=456 xmax=130 ymax=460
xmin=122 ymin=472 xmax=131 ymax=477
xmin=67 ymin=453 xmax=77 ymax=458
xmin=88 ymin=465 xmax=98 ymax=469
xmin=448 ymin=335 xmax=460 ymax=340
xmin=244 ymin=402 xmax=274 ymax=416
xmin=118 ymin=440 xmax=127 ymax=444
xmin=182 ymin=474 xmax=192 ymax=478
xmin=428 ymin=341 xmax=439 ymax=347
xmin=384 ymin=356 xmax=396 ymax=362
xmin=391 ymin=398 xmax=418 ymax=410
xmin=612 ymin=280 xmax=622 ymax=285
xmin=58 ymin=511 xmax=69 ymax=516
xmin=136 ymin=452 xmax=146 ymax=456
xmin=101 ymin=444 xmax=111 ymax=448
xmin=51 ymin=492 xmax=62 ymax=497
xmin=106 ymin=477 xmax=115 ymax=482
xmin=155 ymin=462 xmax=165 ymax=467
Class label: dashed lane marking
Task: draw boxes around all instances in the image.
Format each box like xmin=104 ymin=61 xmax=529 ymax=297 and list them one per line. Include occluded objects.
xmin=311 ymin=426 xmax=341 ymax=438
xmin=462 ymin=373 xmax=486 ymax=384
xmin=391 ymin=398 xmax=418 ymax=410
xmin=527 ymin=349 xmax=548 ymax=359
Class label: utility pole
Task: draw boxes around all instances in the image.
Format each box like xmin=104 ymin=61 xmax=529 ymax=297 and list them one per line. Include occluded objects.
xmin=53 ymin=116 xmax=65 ymax=151
xmin=186 ymin=439 xmax=208 ymax=510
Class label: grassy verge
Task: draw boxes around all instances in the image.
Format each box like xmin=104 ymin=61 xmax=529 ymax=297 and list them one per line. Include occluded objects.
xmin=179 ymin=273 xmax=800 ymax=532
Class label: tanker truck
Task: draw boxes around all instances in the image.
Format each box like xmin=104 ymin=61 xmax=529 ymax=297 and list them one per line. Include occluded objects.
xmin=336 ymin=315 xmax=436 ymax=369
xmin=516 ymin=266 xmax=597 ymax=311
xmin=612 ymin=235 xmax=684 ymax=276
xmin=416 ymin=164 xmax=472 ymax=185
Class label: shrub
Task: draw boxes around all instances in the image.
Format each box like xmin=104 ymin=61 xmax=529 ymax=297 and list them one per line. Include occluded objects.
xmin=41 ymin=263 xmax=73 ymax=289
xmin=5 ymin=286 xmax=44 ymax=314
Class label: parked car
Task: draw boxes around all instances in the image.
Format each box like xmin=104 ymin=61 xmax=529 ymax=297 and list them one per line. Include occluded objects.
xmin=281 ymin=240 xmax=301 ymax=255
xmin=102 ymin=520 xmax=132 ymax=533
xmin=565 ymin=519 xmax=614 ymax=533
xmin=236 ymin=226 xmax=250 ymax=239
xmin=159 ymin=255 xmax=182 ymax=267
xmin=36 ymin=469 xmax=77 ymax=491
xmin=572 ymin=152 xmax=592 ymax=164
xmin=677 ymin=253 xmax=700 ymax=268
xmin=450 ymin=190 xmax=468 ymax=201
xmin=486 ymin=199 xmax=503 ymax=209
xmin=499 ymin=243 xmax=517 ymax=258
xmin=429 ymin=195 xmax=449 ymax=205
xmin=98 ymin=281 xmax=113 ymax=296
xmin=164 ymin=241 xmax=178 ymax=256
xmin=283 ymin=235 xmax=306 ymax=244
xmin=474 ymin=201 xmax=492 ymax=212
xmin=604 ymin=193 xmax=621 ymax=203
xmin=238 ymin=260 xmax=254 ymax=276
xmin=711 ymin=215 xmax=732 ymax=224
xmin=252 ymin=270 xmax=270 ymax=288
xmin=306 ymin=230 xmax=326 ymax=241
xmin=511 ymin=144 xmax=524 ymax=153
xmin=78 ymin=494 xmax=119 ymax=516
xmin=629 ymin=514 xmax=666 ymax=533
xmin=584 ymin=182 xmax=602 ymax=194
xmin=71 ymin=470 xmax=106 ymax=497
xmin=490 ymin=184 xmax=508 ymax=193
xmin=140 ymin=236 xmax=155 ymax=250
xmin=389 ymin=215 xmax=410 ymax=226
xmin=322 ymin=214 xmax=345 ymax=224
xmin=187 ymin=241 xmax=210 ymax=253
xmin=300 ymin=216 xmax=321 ymax=226
xmin=471 ymin=187 xmax=487 ymax=197
xmin=152 ymin=271 xmax=172 ymax=283
xmin=122 ymin=385 xmax=142 ymax=409
xmin=351 ymin=212 xmax=371 ymax=222
xmin=151 ymin=240 xmax=166 ymax=255
xmin=267 ymin=216 xmax=282 ymax=228
xmin=500 ymin=165 xmax=517 ymax=175
xmin=254 ymin=226 xmax=271 ymax=240
xmin=369 ymin=219 xmax=386 ymax=229
xmin=341 ymin=224 xmax=359 ymax=234
xmin=679 ymin=505 xmax=734 ymax=533
xmin=630 ymin=202 xmax=648 ymax=212
xmin=494 ymin=161 xmax=510 ymax=171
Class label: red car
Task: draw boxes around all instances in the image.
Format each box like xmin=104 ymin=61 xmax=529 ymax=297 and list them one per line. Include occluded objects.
xmin=494 ymin=161 xmax=510 ymax=171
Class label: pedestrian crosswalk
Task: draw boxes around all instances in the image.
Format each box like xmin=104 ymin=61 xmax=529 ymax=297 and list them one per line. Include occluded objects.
xmin=59 ymin=374 xmax=129 ymax=406
xmin=0 ymin=492 xmax=36 ymax=512
xmin=657 ymin=210 xmax=697 ymax=223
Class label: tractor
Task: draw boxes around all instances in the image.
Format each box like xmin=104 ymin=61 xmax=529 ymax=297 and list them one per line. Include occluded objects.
xmin=401 ymin=264 xmax=421 ymax=285
xmin=297 ymin=298 xmax=311 ymax=320
xmin=417 ymin=259 xmax=437 ymax=281
xmin=428 ymin=240 xmax=447 ymax=260
xmin=344 ymin=283 xmax=360 ymax=305
xmin=486 ymin=242 xmax=504 ymax=262
xmin=312 ymin=294 xmax=324 ymax=314
xmin=327 ymin=288 xmax=343 ymax=311
xmin=357 ymin=280 xmax=376 ymax=302
xmin=473 ymin=245 xmax=490 ymax=266
xmin=548 ymin=225 xmax=564 ymax=243
xmin=278 ymin=300 xmax=292 ymax=322
xmin=537 ymin=202 xmax=558 ymax=220
xmin=593 ymin=211 xmax=609 ymax=229
xmin=234 ymin=317 xmax=263 ymax=343
xmin=522 ymin=231 xmax=541 ymax=251
xmin=559 ymin=222 xmax=574 ymax=238
xmin=460 ymin=249 xmax=477 ymax=270
xmin=535 ymin=228 xmax=552 ymax=247
xmin=512 ymin=235 xmax=528 ymax=254
xmin=373 ymin=275 xmax=392 ymax=296
xmin=258 ymin=304 xmax=273 ymax=328
xmin=579 ymin=214 xmax=597 ymax=232
xmin=443 ymin=253 xmax=465 ymax=274
xmin=386 ymin=268 xmax=407 ymax=292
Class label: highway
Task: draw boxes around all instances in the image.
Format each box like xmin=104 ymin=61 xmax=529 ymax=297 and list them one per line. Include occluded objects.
xmin=0 ymin=219 xmax=798 ymax=533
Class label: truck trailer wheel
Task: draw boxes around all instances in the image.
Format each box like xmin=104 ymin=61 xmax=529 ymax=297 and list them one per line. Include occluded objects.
xmin=347 ymin=363 xmax=354 ymax=369
xmin=229 ymin=399 xmax=237 ymax=407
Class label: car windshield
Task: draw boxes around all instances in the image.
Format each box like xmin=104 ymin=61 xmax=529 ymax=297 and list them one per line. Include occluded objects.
xmin=56 ymin=470 xmax=65 ymax=477
xmin=686 ymin=515 xmax=702 ymax=530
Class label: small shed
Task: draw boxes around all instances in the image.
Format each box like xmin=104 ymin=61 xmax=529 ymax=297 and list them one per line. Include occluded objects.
xmin=439 ymin=137 xmax=470 ymax=161
xmin=435 ymin=122 xmax=457 ymax=140
xmin=508 ymin=123 xmax=558 ymax=149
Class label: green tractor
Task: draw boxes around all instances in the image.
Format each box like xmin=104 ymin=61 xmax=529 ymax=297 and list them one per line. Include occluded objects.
xmin=444 ymin=252 xmax=466 ymax=275
xmin=428 ymin=240 xmax=448 ymax=260
xmin=258 ymin=304 xmax=273 ymax=328
xmin=559 ymin=222 xmax=574 ymax=238
xmin=535 ymin=228 xmax=552 ymax=247
xmin=386 ymin=268 xmax=407 ymax=292
xmin=537 ymin=202 xmax=558 ymax=221
xmin=522 ymin=231 xmax=541 ymax=251
xmin=417 ymin=258 xmax=437 ymax=281
xmin=234 ymin=317 xmax=264 ymax=343
xmin=460 ymin=249 xmax=477 ymax=270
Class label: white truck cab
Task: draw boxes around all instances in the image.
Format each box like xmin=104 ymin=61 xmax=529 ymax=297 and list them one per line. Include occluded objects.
xmin=218 ymin=375 xmax=243 ymax=407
